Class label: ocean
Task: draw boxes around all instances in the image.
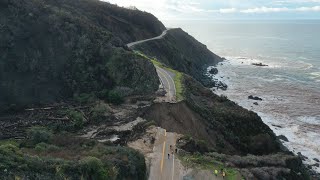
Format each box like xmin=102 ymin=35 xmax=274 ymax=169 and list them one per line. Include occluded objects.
xmin=164 ymin=20 xmax=320 ymax=172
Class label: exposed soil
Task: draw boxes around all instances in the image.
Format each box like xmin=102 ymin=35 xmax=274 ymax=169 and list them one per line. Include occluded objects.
xmin=142 ymin=102 xmax=236 ymax=154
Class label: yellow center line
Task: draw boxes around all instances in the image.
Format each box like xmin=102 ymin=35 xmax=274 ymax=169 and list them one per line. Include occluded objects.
xmin=160 ymin=129 xmax=167 ymax=173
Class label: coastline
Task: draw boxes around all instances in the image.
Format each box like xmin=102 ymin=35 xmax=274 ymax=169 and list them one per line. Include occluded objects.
xmin=207 ymin=57 xmax=320 ymax=175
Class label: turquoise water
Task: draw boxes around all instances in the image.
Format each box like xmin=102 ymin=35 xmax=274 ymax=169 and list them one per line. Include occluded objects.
xmin=164 ymin=20 xmax=320 ymax=172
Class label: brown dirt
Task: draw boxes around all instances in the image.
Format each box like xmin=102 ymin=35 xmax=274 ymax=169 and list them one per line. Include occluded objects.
xmin=142 ymin=101 xmax=236 ymax=153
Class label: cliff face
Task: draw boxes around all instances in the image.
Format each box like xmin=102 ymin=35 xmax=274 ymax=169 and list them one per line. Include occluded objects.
xmin=0 ymin=0 xmax=313 ymax=179
xmin=143 ymin=76 xmax=281 ymax=156
xmin=134 ymin=28 xmax=222 ymax=87
xmin=0 ymin=0 xmax=164 ymax=109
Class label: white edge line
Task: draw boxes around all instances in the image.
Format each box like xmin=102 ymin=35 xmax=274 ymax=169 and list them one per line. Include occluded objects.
xmin=172 ymin=154 xmax=175 ymax=180
xmin=158 ymin=67 xmax=176 ymax=98
xmin=156 ymin=67 xmax=172 ymax=97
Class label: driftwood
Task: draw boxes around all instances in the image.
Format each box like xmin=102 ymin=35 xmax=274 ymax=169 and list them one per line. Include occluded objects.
xmin=47 ymin=117 xmax=70 ymax=121
xmin=25 ymin=107 xmax=54 ymax=111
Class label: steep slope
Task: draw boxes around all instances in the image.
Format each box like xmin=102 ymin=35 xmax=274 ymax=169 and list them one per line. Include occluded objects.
xmin=0 ymin=0 xmax=164 ymax=109
xmin=134 ymin=28 xmax=222 ymax=87
xmin=142 ymin=76 xmax=310 ymax=179
xmin=143 ymin=76 xmax=281 ymax=156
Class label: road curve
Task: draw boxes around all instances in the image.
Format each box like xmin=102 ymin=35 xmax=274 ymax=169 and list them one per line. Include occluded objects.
xmin=126 ymin=30 xmax=176 ymax=102
xmin=156 ymin=66 xmax=176 ymax=102
xmin=127 ymin=30 xmax=168 ymax=48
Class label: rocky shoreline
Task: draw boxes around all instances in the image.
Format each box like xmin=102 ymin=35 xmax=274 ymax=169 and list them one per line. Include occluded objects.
xmin=206 ymin=59 xmax=320 ymax=179
xmin=206 ymin=66 xmax=228 ymax=90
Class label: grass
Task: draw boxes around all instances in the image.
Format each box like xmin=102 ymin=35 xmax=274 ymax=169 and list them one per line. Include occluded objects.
xmin=0 ymin=139 xmax=20 ymax=147
xmin=135 ymin=51 xmax=185 ymax=101
xmin=179 ymin=153 xmax=242 ymax=180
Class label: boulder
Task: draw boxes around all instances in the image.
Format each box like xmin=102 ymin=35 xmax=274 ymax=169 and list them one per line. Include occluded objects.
xmin=313 ymin=158 xmax=319 ymax=162
xmin=253 ymin=102 xmax=259 ymax=105
xmin=209 ymin=68 xmax=218 ymax=75
xmin=277 ymin=135 xmax=289 ymax=142
xmin=297 ymin=152 xmax=308 ymax=161
xmin=248 ymin=95 xmax=263 ymax=101
xmin=312 ymin=163 xmax=319 ymax=167
xmin=252 ymin=62 xmax=268 ymax=67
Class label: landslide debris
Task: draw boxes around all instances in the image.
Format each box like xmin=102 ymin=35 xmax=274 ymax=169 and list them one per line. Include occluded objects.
xmin=141 ymin=75 xmax=311 ymax=179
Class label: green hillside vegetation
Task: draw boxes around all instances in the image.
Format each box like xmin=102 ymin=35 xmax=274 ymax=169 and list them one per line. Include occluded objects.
xmin=135 ymin=51 xmax=185 ymax=101
xmin=0 ymin=0 xmax=164 ymax=110
xmin=183 ymin=76 xmax=280 ymax=155
xmin=134 ymin=28 xmax=222 ymax=87
xmin=180 ymin=153 xmax=241 ymax=180
xmin=0 ymin=129 xmax=146 ymax=180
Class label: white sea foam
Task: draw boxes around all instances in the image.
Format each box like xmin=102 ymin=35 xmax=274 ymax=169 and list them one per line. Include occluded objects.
xmin=211 ymin=57 xmax=320 ymax=173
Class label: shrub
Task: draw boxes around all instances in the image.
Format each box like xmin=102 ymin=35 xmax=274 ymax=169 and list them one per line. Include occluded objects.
xmin=90 ymin=102 xmax=109 ymax=122
xmin=68 ymin=110 xmax=85 ymax=130
xmin=27 ymin=127 xmax=53 ymax=145
xmin=73 ymin=93 xmax=96 ymax=104
xmin=34 ymin=143 xmax=60 ymax=152
xmin=80 ymin=156 xmax=110 ymax=180
xmin=107 ymin=90 xmax=124 ymax=105
xmin=0 ymin=144 xmax=24 ymax=170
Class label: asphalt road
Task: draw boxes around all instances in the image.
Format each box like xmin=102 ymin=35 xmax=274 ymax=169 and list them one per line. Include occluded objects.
xmin=148 ymin=128 xmax=182 ymax=180
xmin=156 ymin=66 xmax=176 ymax=102
xmin=126 ymin=30 xmax=176 ymax=102
xmin=127 ymin=30 xmax=168 ymax=48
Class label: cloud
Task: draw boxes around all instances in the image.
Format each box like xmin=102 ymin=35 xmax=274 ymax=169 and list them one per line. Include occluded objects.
xmin=219 ymin=8 xmax=237 ymax=13
xmin=240 ymin=6 xmax=320 ymax=13
xmin=240 ymin=7 xmax=290 ymax=13
xmin=276 ymin=0 xmax=320 ymax=3
xmin=104 ymin=0 xmax=320 ymax=20
xmin=296 ymin=5 xmax=320 ymax=11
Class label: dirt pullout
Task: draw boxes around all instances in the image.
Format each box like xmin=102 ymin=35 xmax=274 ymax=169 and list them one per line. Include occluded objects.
xmin=128 ymin=126 xmax=159 ymax=178
xmin=142 ymin=102 xmax=236 ymax=153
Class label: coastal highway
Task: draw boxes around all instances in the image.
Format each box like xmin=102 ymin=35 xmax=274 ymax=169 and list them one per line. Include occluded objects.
xmin=156 ymin=66 xmax=176 ymax=102
xmin=127 ymin=30 xmax=168 ymax=48
xmin=148 ymin=128 xmax=182 ymax=180
xmin=148 ymin=128 xmax=223 ymax=180
xmin=126 ymin=30 xmax=176 ymax=102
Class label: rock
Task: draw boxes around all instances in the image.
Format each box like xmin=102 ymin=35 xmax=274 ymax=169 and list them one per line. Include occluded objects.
xmin=215 ymin=81 xmax=228 ymax=91
xmin=252 ymin=62 xmax=268 ymax=67
xmin=312 ymin=163 xmax=319 ymax=167
xmin=313 ymin=158 xmax=319 ymax=162
xmin=209 ymin=68 xmax=218 ymax=75
xmin=297 ymin=152 xmax=308 ymax=161
xmin=156 ymin=90 xmax=166 ymax=96
xmin=253 ymin=102 xmax=259 ymax=105
xmin=248 ymin=95 xmax=263 ymax=101
xmin=277 ymin=135 xmax=289 ymax=142
xmin=272 ymin=124 xmax=283 ymax=128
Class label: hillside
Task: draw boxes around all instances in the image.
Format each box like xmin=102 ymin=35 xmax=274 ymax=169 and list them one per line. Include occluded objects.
xmin=0 ymin=0 xmax=315 ymax=179
xmin=134 ymin=28 xmax=222 ymax=87
xmin=0 ymin=0 xmax=164 ymax=110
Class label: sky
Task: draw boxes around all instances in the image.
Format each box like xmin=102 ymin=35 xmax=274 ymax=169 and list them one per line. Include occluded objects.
xmin=105 ymin=0 xmax=320 ymax=20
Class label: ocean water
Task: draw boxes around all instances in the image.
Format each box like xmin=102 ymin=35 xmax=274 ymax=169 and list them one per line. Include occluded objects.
xmin=164 ymin=20 xmax=320 ymax=172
